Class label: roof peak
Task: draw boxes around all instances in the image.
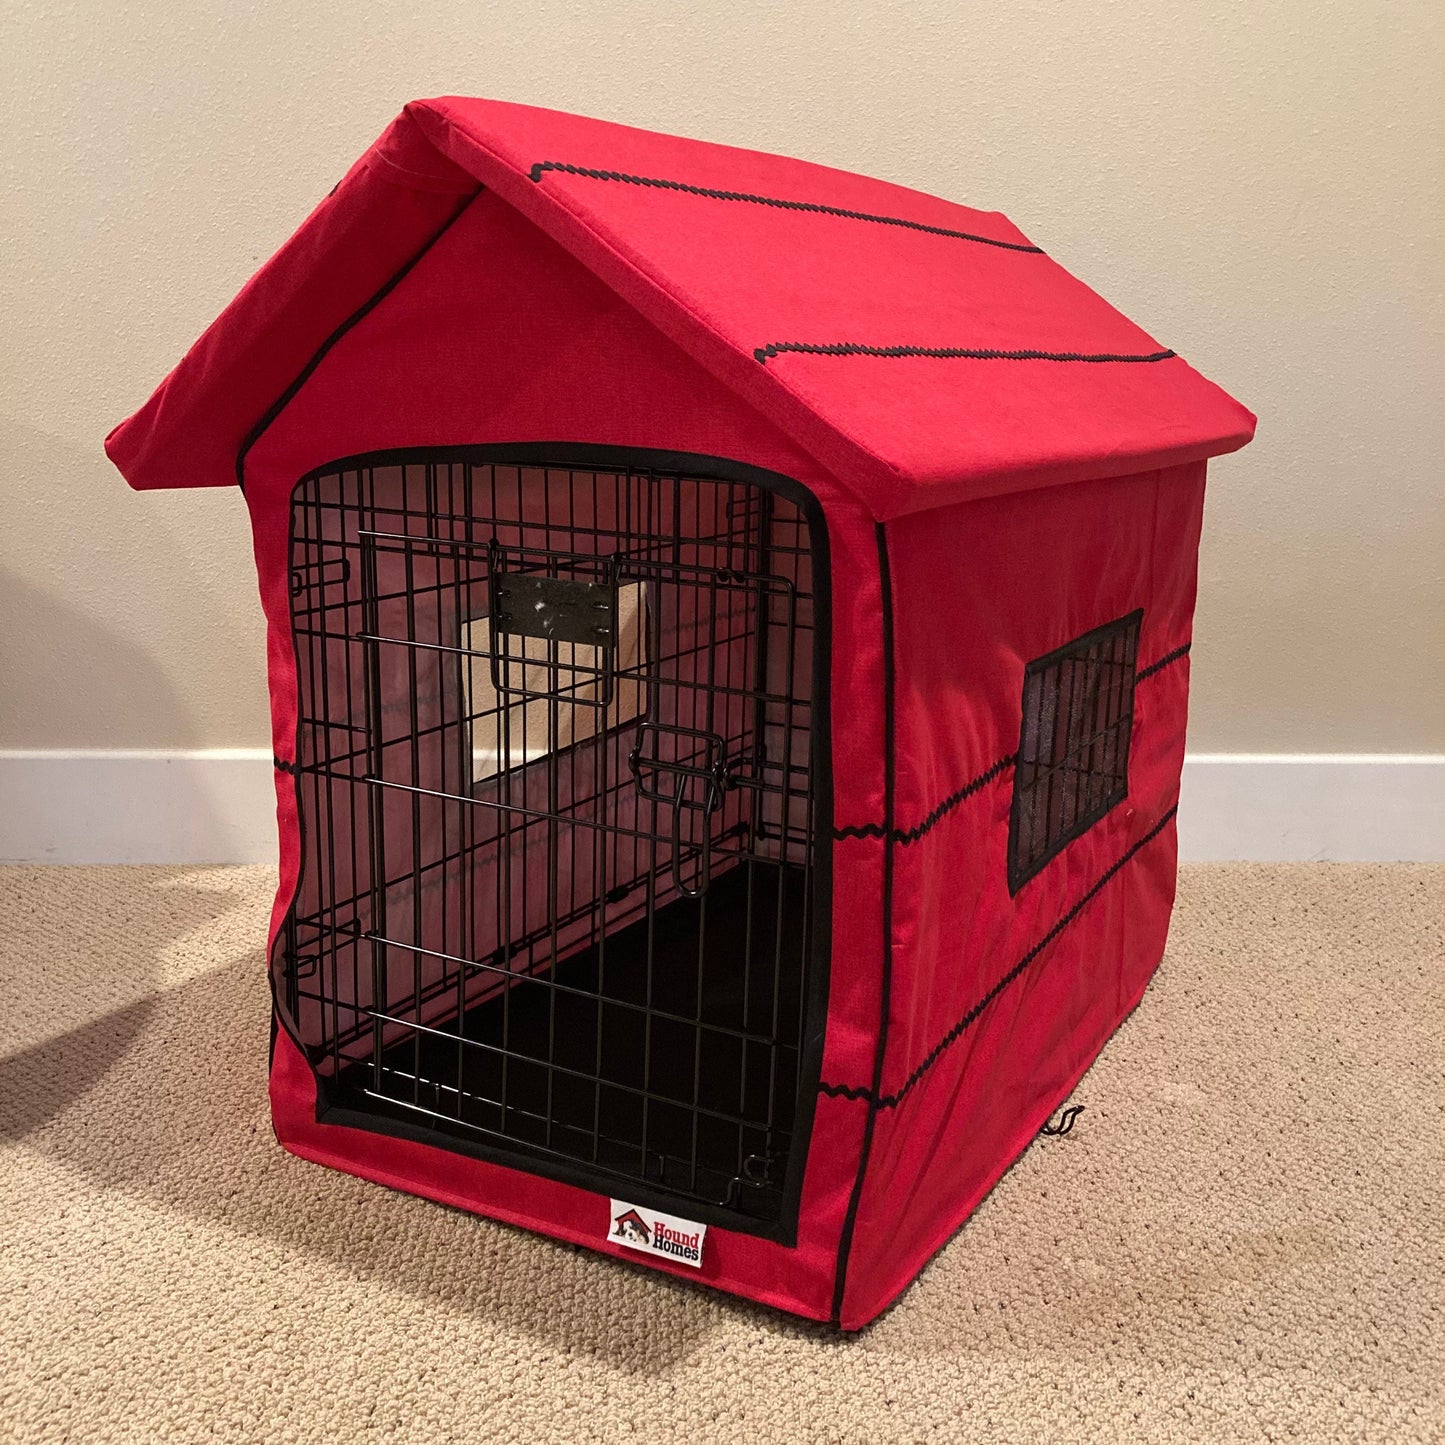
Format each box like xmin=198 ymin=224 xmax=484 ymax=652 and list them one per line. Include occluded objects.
xmin=108 ymin=97 xmax=1254 ymax=514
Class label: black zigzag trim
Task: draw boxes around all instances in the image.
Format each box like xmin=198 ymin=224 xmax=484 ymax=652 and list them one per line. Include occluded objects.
xmin=832 ymin=753 xmax=1014 ymax=844
xmin=879 ymin=805 xmax=1178 ymax=1110
xmin=529 ymin=160 xmax=1044 ymax=252
xmin=273 ymin=756 xmax=296 ymax=776
xmin=832 ymin=821 xmax=887 ymax=841
xmin=1136 ymin=640 xmax=1191 ymax=682
xmin=831 ymin=640 xmax=1186 ymax=846
xmin=814 ymin=806 xmax=1177 ymax=1111
xmin=755 ymin=342 xmax=1177 ymax=366
xmin=894 ymin=754 xmax=1016 ymax=844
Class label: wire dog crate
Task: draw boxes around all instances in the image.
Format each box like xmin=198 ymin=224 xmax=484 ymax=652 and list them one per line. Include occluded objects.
xmin=280 ymin=455 xmax=824 ymax=1230
xmin=108 ymin=93 xmax=1254 ymax=1324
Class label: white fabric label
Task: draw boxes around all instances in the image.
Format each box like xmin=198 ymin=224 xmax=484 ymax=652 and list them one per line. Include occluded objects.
xmin=608 ymin=1198 xmax=707 ymax=1268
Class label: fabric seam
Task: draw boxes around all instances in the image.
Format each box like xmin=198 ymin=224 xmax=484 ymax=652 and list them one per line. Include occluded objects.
xmin=828 ymin=521 xmax=897 ymax=1323
xmin=234 ymin=189 xmax=481 ymax=489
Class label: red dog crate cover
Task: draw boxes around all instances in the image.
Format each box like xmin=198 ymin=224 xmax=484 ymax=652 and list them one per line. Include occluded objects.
xmin=106 ymin=96 xmax=1255 ymax=1328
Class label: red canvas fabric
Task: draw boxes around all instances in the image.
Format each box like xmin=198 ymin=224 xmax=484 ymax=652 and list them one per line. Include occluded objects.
xmin=834 ymin=464 xmax=1205 ymax=1326
xmin=106 ymin=115 xmax=478 ymax=496
xmin=107 ymin=98 xmax=1255 ymax=518
xmin=247 ymin=194 xmax=883 ymax=1323
xmin=106 ymin=96 xmax=1253 ymax=1328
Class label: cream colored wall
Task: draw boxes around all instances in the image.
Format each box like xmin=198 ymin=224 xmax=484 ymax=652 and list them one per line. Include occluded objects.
xmin=2 ymin=1 xmax=1441 ymax=752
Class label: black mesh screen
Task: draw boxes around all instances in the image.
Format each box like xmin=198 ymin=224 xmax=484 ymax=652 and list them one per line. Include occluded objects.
xmin=1007 ymin=610 xmax=1142 ymax=893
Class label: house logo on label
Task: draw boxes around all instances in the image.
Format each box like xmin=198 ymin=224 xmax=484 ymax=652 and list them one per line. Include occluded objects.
xmin=609 ymin=1199 xmax=707 ymax=1268
xmin=612 ymin=1208 xmax=651 ymax=1246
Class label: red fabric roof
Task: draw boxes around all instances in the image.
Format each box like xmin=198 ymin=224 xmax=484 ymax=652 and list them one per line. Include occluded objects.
xmin=107 ymin=97 xmax=1254 ymax=518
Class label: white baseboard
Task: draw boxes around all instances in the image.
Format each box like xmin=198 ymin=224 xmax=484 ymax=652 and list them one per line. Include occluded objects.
xmin=1 ymin=750 xmax=1441 ymax=865
xmin=1175 ymin=753 xmax=1444 ymax=862
xmin=0 ymin=749 xmax=278 ymax=865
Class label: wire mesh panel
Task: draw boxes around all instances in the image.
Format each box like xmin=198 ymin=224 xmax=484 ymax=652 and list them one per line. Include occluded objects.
xmin=279 ymin=452 xmax=824 ymax=1229
xmin=1007 ymin=609 xmax=1142 ymax=893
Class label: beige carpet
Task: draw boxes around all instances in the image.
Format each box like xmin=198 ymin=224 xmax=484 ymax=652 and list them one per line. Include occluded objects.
xmin=1 ymin=865 xmax=1441 ymax=1444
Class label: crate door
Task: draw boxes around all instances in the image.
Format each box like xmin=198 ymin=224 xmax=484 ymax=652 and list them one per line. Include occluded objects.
xmin=282 ymin=454 xmax=823 ymax=1233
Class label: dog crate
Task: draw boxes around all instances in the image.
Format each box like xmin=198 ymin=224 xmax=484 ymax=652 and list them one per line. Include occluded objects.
xmin=282 ymin=454 xmax=825 ymax=1229
xmin=106 ymin=96 xmax=1253 ymax=1327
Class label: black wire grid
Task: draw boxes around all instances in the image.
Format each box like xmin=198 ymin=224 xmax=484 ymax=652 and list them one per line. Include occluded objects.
xmin=280 ymin=457 xmax=819 ymax=1224
xmin=1008 ymin=610 xmax=1142 ymax=893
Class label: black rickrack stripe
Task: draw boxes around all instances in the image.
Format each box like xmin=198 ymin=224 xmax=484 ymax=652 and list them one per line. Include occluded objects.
xmin=831 ymin=642 xmax=1188 ymax=846
xmin=818 ymin=805 xmax=1177 ymax=1110
xmin=818 ymin=1081 xmax=875 ymax=1103
xmin=832 ymin=754 xmax=1014 ymax=844
xmin=1136 ymin=640 xmax=1192 ymax=682
xmin=273 ymin=755 xmax=296 ymax=776
xmin=833 ymin=821 xmax=886 ymax=841
xmin=529 ymin=160 xmax=1044 ymax=253
xmin=894 ymin=753 xmax=1016 ymax=845
xmin=755 ymin=341 xmax=1177 ymax=366
xmin=879 ymin=806 xmax=1177 ymax=1109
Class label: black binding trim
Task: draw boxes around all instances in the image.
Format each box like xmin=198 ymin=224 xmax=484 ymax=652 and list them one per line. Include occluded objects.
xmin=1136 ymin=640 xmax=1191 ymax=682
xmin=818 ymin=805 xmax=1177 ymax=1111
xmin=755 ymin=342 xmax=1177 ymax=366
xmin=234 ymin=189 xmax=481 ymax=489
xmin=529 ymin=161 xmax=1044 ymax=253
xmin=830 ymin=522 xmax=898 ymax=1323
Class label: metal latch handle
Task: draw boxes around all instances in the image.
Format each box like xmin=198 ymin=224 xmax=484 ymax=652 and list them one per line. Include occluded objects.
xmin=627 ymin=721 xmax=728 ymax=899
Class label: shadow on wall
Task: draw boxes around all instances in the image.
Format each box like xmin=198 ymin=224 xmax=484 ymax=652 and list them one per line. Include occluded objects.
xmin=0 ymin=567 xmax=241 ymax=862
xmin=0 ymin=413 xmax=263 ymax=750
xmin=1 ymin=414 xmax=273 ymax=859
xmin=0 ymin=566 xmax=197 ymax=746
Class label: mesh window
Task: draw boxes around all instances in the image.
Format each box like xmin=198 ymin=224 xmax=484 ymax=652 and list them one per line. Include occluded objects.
xmin=1007 ymin=610 xmax=1142 ymax=893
